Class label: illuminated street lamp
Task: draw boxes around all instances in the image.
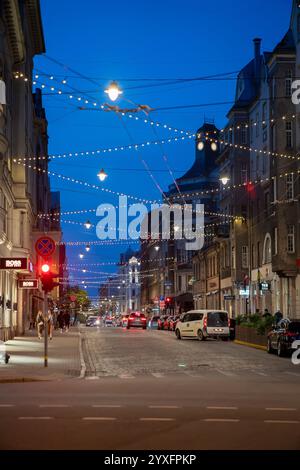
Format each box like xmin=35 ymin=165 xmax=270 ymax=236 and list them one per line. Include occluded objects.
xmin=85 ymin=245 xmax=91 ymax=252
xmin=105 ymin=81 xmax=123 ymax=102
xmin=84 ymin=220 xmax=92 ymax=230
xmin=97 ymin=169 xmax=108 ymax=182
xmin=220 ymin=176 xmax=230 ymax=186
xmin=79 ymin=253 xmax=84 ymax=259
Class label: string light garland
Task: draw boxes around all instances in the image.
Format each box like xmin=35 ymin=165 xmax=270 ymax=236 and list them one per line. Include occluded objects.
xmin=17 ymin=156 xmax=298 ymax=225
xmin=13 ymin=71 xmax=192 ymax=136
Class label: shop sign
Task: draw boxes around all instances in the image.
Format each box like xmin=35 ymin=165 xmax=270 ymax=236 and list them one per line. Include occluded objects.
xmin=0 ymin=258 xmax=29 ymax=270
xmin=224 ymin=295 xmax=235 ymax=301
xmin=18 ymin=279 xmax=38 ymax=289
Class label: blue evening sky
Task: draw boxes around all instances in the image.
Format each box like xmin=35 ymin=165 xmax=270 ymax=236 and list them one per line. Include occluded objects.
xmin=35 ymin=0 xmax=292 ymax=298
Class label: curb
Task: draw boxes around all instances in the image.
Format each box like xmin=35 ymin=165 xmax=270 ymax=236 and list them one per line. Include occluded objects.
xmin=234 ymin=339 xmax=267 ymax=352
xmin=0 ymin=377 xmax=50 ymax=384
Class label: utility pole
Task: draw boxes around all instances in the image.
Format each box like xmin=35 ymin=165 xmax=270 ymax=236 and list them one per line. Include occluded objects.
xmin=44 ymin=294 xmax=48 ymax=368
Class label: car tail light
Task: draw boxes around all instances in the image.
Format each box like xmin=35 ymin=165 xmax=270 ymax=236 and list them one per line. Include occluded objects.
xmin=142 ymin=318 xmax=146 ymax=322
xmin=203 ymin=317 xmax=207 ymax=329
xmin=129 ymin=316 xmax=134 ymax=321
xmin=228 ymin=318 xmax=231 ymax=327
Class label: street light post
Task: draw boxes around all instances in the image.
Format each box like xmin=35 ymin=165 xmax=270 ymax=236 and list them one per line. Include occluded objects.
xmin=44 ymin=294 xmax=48 ymax=368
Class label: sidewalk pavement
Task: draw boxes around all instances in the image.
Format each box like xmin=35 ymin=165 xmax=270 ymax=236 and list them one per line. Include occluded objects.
xmin=0 ymin=327 xmax=82 ymax=383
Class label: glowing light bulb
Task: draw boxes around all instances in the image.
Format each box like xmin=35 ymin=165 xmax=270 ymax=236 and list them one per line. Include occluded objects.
xmin=97 ymin=169 xmax=108 ymax=182
xmin=105 ymin=81 xmax=123 ymax=102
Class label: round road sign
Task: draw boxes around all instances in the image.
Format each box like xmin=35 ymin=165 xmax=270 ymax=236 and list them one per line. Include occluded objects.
xmin=35 ymin=236 xmax=56 ymax=258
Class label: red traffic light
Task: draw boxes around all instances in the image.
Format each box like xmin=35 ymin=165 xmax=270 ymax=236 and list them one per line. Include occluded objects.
xmin=166 ymin=297 xmax=171 ymax=303
xmin=41 ymin=263 xmax=50 ymax=273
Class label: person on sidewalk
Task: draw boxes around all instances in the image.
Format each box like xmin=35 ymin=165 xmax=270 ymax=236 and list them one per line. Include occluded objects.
xmin=63 ymin=310 xmax=70 ymax=332
xmin=36 ymin=310 xmax=44 ymax=339
xmin=47 ymin=310 xmax=54 ymax=340
xmin=57 ymin=310 xmax=65 ymax=333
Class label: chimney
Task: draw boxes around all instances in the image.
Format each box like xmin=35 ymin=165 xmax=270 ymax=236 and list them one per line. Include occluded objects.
xmin=253 ymin=38 xmax=262 ymax=80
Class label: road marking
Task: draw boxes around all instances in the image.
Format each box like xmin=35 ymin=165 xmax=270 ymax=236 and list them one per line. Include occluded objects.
xmin=139 ymin=418 xmax=176 ymax=422
xmin=204 ymin=419 xmax=240 ymax=423
xmin=39 ymin=405 xmax=70 ymax=408
xmin=206 ymin=406 xmax=238 ymax=410
xmin=184 ymin=371 xmax=205 ymax=379
xmin=151 ymin=373 xmax=164 ymax=378
xmin=82 ymin=417 xmax=117 ymax=421
xmin=251 ymin=371 xmax=268 ymax=377
xmin=18 ymin=417 xmax=54 ymax=420
xmin=148 ymin=405 xmax=181 ymax=409
xmin=119 ymin=374 xmax=135 ymax=379
xmin=266 ymin=408 xmax=297 ymax=412
xmin=0 ymin=404 xmax=15 ymax=408
xmin=215 ymin=369 xmax=236 ymax=377
xmin=85 ymin=376 xmax=100 ymax=380
xmin=264 ymin=420 xmax=300 ymax=424
xmin=92 ymin=405 xmax=123 ymax=408
xmin=285 ymin=372 xmax=300 ymax=377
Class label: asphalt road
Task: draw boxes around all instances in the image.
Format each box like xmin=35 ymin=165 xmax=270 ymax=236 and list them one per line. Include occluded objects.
xmin=0 ymin=326 xmax=300 ymax=450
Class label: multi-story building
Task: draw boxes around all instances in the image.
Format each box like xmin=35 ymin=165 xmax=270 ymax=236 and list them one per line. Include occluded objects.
xmin=0 ymin=1 xmax=63 ymax=340
xmin=118 ymin=248 xmax=140 ymax=314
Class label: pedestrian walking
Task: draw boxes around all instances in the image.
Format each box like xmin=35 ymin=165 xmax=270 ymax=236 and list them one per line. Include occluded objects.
xmin=57 ymin=310 xmax=65 ymax=333
xmin=63 ymin=310 xmax=70 ymax=332
xmin=47 ymin=310 xmax=54 ymax=340
xmin=36 ymin=310 xmax=44 ymax=339
xmin=274 ymin=310 xmax=283 ymax=324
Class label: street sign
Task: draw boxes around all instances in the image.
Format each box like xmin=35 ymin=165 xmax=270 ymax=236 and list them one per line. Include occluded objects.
xmin=0 ymin=258 xmax=29 ymax=270
xmin=259 ymin=282 xmax=270 ymax=292
xmin=224 ymin=295 xmax=235 ymax=301
xmin=35 ymin=236 xmax=56 ymax=258
xmin=18 ymin=279 xmax=38 ymax=289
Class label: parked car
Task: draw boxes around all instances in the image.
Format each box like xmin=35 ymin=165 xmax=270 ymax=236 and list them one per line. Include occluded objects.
xmin=105 ymin=316 xmax=113 ymax=327
xmin=163 ymin=316 xmax=173 ymax=330
xmin=127 ymin=312 xmax=147 ymax=329
xmin=148 ymin=315 xmax=160 ymax=329
xmin=86 ymin=315 xmax=101 ymax=327
xmin=267 ymin=319 xmax=300 ymax=357
xmin=175 ymin=310 xmax=230 ymax=341
xmin=122 ymin=314 xmax=129 ymax=327
xmin=158 ymin=315 xmax=168 ymax=330
xmin=169 ymin=315 xmax=180 ymax=332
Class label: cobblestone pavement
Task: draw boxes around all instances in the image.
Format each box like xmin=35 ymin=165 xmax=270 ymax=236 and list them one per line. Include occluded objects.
xmin=81 ymin=326 xmax=300 ymax=381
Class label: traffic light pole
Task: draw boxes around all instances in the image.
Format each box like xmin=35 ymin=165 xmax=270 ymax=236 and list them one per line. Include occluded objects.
xmin=44 ymin=294 xmax=48 ymax=368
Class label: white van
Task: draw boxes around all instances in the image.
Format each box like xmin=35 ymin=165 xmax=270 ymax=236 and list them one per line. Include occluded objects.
xmin=175 ymin=310 xmax=230 ymax=341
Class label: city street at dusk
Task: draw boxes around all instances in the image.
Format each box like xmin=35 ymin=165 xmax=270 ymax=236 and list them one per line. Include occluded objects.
xmin=1 ymin=326 xmax=300 ymax=450
xmin=0 ymin=0 xmax=300 ymax=460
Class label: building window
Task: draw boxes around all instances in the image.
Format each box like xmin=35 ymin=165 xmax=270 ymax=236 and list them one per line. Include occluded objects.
xmin=252 ymin=244 xmax=256 ymax=268
xmin=287 ymin=225 xmax=295 ymax=253
xmin=257 ymin=242 xmax=261 ymax=267
xmin=273 ymin=176 xmax=277 ymax=202
xmin=274 ymin=227 xmax=278 ymax=256
xmin=242 ymin=246 xmax=249 ymax=269
xmin=271 ymin=124 xmax=276 ymax=152
xmin=286 ymin=173 xmax=294 ymax=200
xmin=241 ymin=164 xmax=248 ymax=184
xmin=231 ymin=247 xmax=236 ymax=270
xmin=272 ymin=77 xmax=276 ymax=99
xmin=286 ymin=121 xmax=293 ymax=148
xmin=178 ymin=275 xmax=182 ymax=291
xmin=285 ymin=70 xmax=293 ymax=97
xmin=262 ymin=102 xmax=267 ymax=125
xmin=250 ymin=120 xmax=254 ymax=143
xmin=263 ymin=234 xmax=272 ymax=264
xmin=241 ymin=127 xmax=247 ymax=144
xmin=264 ymin=191 xmax=271 ymax=217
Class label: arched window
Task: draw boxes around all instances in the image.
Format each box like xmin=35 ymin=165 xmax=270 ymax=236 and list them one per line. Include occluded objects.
xmin=263 ymin=234 xmax=272 ymax=264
